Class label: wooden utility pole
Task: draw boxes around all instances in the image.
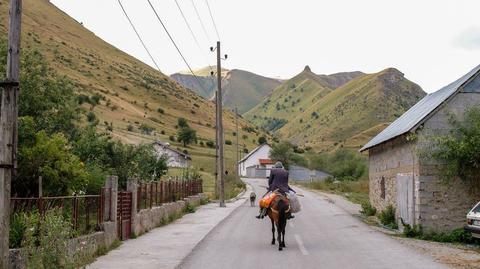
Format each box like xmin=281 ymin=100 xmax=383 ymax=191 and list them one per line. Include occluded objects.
xmin=214 ymin=91 xmax=218 ymax=199
xmin=1 ymin=0 xmax=22 ymax=267
xmin=235 ymin=107 xmax=239 ymax=178
xmin=215 ymin=41 xmax=225 ymax=207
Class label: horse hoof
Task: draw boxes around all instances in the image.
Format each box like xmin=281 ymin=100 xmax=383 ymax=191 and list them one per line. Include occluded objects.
xmin=271 ymin=241 xmax=275 ymax=245
xmin=279 ymin=247 xmax=283 ymax=251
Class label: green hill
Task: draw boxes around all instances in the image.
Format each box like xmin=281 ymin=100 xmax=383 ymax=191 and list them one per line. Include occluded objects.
xmin=171 ymin=68 xmax=281 ymax=114
xmin=246 ymin=67 xmax=425 ymax=151
xmin=0 ymin=0 xmax=266 ymax=192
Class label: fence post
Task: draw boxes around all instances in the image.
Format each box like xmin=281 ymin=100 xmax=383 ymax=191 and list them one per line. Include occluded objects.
xmin=107 ymin=176 xmax=118 ymax=234
xmin=127 ymin=178 xmax=138 ymax=235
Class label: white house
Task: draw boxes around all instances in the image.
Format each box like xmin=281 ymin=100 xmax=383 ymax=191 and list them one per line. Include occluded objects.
xmin=238 ymin=144 xmax=272 ymax=177
xmin=153 ymin=141 xmax=191 ymax=168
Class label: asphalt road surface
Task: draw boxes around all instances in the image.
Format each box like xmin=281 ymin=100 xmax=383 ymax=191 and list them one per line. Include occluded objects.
xmin=179 ymin=178 xmax=449 ymax=269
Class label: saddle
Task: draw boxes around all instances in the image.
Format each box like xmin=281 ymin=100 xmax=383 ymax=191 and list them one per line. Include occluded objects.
xmin=259 ymin=190 xmax=290 ymax=212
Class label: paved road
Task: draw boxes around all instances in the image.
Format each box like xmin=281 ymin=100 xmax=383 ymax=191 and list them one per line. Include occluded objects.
xmin=179 ymin=178 xmax=449 ymax=269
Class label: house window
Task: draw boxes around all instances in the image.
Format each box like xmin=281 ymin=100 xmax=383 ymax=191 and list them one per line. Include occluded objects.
xmin=380 ymin=177 xmax=386 ymax=200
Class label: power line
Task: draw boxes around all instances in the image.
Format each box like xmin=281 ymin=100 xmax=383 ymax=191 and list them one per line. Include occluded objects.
xmin=174 ymin=0 xmax=214 ymax=74
xmin=205 ymin=0 xmax=221 ymax=41
xmin=190 ymin=0 xmax=211 ymax=44
xmin=117 ymin=0 xmax=161 ymax=72
xmin=146 ymin=0 xmax=208 ymax=92
xmin=174 ymin=0 xmax=202 ymax=52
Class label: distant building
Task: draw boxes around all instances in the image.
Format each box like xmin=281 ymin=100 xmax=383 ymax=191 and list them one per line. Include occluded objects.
xmin=152 ymin=141 xmax=191 ymax=168
xmin=361 ymin=65 xmax=480 ymax=232
xmin=238 ymin=144 xmax=272 ymax=177
xmin=289 ymin=165 xmax=331 ymax=182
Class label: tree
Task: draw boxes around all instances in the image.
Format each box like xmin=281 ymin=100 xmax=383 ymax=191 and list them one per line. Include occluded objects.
xmin=134 ymin=144 xmax=168 ymax=181
xmin=177 ymin=127 xmax=197 ymax=147
xmin=178 ymin=117 xmax=189 ymax=128
xmin=258 ymin=136 xmax=267 ymax=145
xmin=269 ymin=141 xmax=295 ymax=168
xmin=431 ymin=106 xmax=480 ymax=182
xmin=15 ymin=131 xmax=89 ymax=196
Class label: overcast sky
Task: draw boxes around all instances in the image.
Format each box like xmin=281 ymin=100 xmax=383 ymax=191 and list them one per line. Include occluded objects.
xmin=51 ymin=0 xmax=480 ymax=93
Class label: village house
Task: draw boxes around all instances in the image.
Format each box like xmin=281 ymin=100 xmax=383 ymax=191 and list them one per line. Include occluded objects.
xmin=361 ymin=65 xmax=480 ymax=232
xmin=153 ymin=141 xmax=191 ymax=168
xmin=238 ymin=144 xmax=273 ymax=177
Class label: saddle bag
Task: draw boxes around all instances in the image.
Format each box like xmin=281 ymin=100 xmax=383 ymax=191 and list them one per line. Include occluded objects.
xmin=287 ymin=192 xmax=301 ymax=213
xmin=259 ymin=192 xmax=277 ymax=208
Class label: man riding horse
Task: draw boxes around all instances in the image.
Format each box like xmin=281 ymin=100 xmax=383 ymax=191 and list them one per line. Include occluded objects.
xmin=256 ymin=161 xmax=294 ymax=219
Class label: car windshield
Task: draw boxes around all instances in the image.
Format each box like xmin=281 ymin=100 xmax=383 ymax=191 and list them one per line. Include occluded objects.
xmin=473 ymin=203 xmax=480 ymax=213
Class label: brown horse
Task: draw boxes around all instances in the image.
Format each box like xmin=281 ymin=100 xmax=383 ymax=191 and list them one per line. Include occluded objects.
xmin=267 ymin=193 xmax=290 ymax=251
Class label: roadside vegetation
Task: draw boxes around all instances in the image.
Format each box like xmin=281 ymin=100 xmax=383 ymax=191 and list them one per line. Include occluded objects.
xmin=269 ymin=141 xmax=369 ymax=205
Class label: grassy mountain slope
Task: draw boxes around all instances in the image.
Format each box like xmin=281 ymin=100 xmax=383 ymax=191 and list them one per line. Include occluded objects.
xmin=171 ymin=67 xmax=281 ymax=114
xmin=245 ymin=66 xmax=338 ymax=132
xmin=246 ymin=67 xmax=425 ymax=151
xmin=0 ymin=0 xmax=265 ymax=193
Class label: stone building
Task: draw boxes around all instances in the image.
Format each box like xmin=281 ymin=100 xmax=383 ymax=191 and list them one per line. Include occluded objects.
xmin=360 ymin=65 xmax=480 ymax=232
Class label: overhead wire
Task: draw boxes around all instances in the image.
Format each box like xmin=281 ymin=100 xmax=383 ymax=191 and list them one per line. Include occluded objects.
xmin=117 ymin=0 xmax=161 ymax=72
xmin=146 ymin=0 xmax=208 ymax=93
xmin=174 ymin=0 xmax=215 ymax=74
xmin=190 ymin=0 xmax=212 ymax=44
xmin=205 ymin=0 xmax=221 ymax=42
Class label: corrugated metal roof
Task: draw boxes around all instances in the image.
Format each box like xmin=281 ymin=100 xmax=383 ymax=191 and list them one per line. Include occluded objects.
xmin=360 ymin=64 xmax=480 ymax=152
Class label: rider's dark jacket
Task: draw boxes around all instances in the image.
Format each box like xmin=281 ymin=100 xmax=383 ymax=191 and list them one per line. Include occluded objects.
xmin=268 ymin=168 xmax=290 ymax=194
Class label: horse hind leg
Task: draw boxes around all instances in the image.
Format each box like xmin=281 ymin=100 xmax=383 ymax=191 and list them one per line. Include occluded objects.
xmin=280 ymin=227 xmax=286 ymax=248
xmin=271 ymin=218 xmax=276 ymax=245
xmin=277 ymin=223 xmax=283 ymax=251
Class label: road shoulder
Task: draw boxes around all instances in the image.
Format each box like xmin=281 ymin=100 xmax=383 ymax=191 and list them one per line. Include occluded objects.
xmin=301 ymin=185 xmax=480 ymax=269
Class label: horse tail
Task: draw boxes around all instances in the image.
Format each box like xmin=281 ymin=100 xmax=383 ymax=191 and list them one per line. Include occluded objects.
xmin=277 ymin=199 xmax=287 ymax=229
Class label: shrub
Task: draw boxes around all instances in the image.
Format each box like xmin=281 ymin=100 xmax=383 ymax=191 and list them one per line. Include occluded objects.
xmin=378 ymin=205 xmax=397 ymax=229
xmin=206 ymin=141 xmax=215 ymax=148
xmin=169 ymin=135 xmax=175 ymax=142
xmin=86 ymin=111 xmax=96 ymax=123
xmin=160 ymin=130 xmax=165 ymax=135
xmin=199 ymin=141 xmax=205 ymax=147
xmin=157 ymin=108 xmax=164 ymax=114
xmin=360 ymin=201 xmax=377 ymax=217
xmin=23 ymin=209 xmax=82 ymax=268
xmin=184 ymin=204 xmax=196 ymax=214
xmin=225 ymin=140 xmax=232 ymax=145
xmin=139 ymin=124 xmax=155 ymax=135
xmin=258 ymin=136 xmax=267 ymax=145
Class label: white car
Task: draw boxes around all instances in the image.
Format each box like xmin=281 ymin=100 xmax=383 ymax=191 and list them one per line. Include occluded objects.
xmin=465 ymin=202 xmax=480 ymax=238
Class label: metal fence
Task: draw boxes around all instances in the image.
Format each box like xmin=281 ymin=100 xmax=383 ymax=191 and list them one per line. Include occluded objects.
xmin=137 ymin=179 xmax=202 ymax=212
xmin=10 ymin=187 xmax=111 ymax=235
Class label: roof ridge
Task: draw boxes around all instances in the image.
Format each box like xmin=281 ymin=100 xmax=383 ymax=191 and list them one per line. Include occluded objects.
xmin=360 ymin=64 xmax=480 ymax=152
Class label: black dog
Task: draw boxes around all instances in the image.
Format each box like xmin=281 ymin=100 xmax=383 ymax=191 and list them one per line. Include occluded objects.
xmin=250 ymin=192 xmax=257 ymax=207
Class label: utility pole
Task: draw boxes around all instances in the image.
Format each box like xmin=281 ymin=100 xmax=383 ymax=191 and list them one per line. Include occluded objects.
xmin=211 ymin=41 xmax=226 ymax=207
xmin=1 ymin=0 xmax=22 ymax=268
xmin=235 ymin=107 xmax=239 ymax=178
xmin=213 ymin=91 xmax=218 ymax=199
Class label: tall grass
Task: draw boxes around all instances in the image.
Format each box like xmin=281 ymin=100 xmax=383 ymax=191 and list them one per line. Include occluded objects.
xmin=296 ymin=177 xmax=369 ymax=205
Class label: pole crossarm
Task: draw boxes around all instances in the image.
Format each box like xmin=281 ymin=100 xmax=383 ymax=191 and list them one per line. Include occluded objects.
xmin=0 ymin=80 xmax=19 ymax=88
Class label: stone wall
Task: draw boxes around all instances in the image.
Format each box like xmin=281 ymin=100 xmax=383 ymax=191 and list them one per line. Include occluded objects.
xmin=132 ymin=194 xmax=204 ymax=236
xmin=368 ymin=135 xmax=418 ymax=213
xmin=8 ymin=222 xmax=117 ymax=269
xmin=414 ymin=92 xmax=480 ymax=231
